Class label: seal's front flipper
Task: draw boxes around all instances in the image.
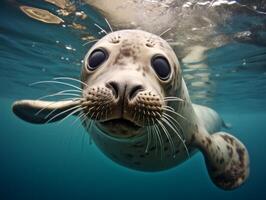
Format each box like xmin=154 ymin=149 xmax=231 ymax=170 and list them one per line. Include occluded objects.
xmin=12 ymin=100 xmax=81 ymax=124
xmin=195 ymin=132 xmax=249 ymax=190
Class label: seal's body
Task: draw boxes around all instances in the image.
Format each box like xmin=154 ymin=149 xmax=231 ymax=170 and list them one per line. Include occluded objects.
xmin=12 ymin=30 xmax=249 ymax=190
xmin=90 ymin=93 xmax=221 ymax=172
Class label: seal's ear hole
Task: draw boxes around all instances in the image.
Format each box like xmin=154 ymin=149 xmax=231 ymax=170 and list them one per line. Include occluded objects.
xmin=87 ymin=48 xmax=108 ymax=71
xmin=151 ymin=55 xmax=171 ymax=80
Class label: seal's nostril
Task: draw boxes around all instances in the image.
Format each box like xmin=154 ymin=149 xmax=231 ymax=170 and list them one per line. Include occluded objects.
xmin=106 ymin=81 xmax=144 ymax=100
xmin=106 ymin=81 xmax=119 ymax=98
xmin=128 ymin=85 xmax=144 ymax=100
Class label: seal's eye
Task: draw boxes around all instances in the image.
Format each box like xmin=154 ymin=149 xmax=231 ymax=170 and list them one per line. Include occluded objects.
xmin=87 ymin=49 xmax=108 ymax=70
xmin=151 ymin=55 xmax=171 ymax=80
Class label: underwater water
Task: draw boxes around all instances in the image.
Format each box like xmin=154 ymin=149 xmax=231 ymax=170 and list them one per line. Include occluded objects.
xmin=0 ymin=0 xmax=266 ymax=199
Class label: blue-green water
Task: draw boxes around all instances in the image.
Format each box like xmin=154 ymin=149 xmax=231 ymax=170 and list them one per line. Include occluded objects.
xmin=1 ymin=0 xmax=266 ymax=199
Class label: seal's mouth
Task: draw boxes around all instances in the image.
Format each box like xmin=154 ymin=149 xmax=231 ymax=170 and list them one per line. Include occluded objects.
xmin=101 ymin=118 xmax=141 ymax=131
xmin=96 ymin=118 xmax=144 ymax=138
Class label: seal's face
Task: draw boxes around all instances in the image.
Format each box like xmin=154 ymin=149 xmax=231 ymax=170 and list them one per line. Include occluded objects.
xmin=81 ymin=30 xmax=181 ymax=138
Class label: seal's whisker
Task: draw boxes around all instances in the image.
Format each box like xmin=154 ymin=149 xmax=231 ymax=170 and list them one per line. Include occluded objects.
xmin=85 ymin=107 xmax=97 ymax=121
xmin=94 ymin=110 xmax=101 ymax=121
xmin=163 ymin=99 xmax=183 ymax=102
xmin=145 ymin=126 xmax=151 ymax=153
xmin=94 ymin=23 xmax=108 ymax=35
xmin=161 ymin=117 xmax=190 ymax=158
xmin=162 ymin=107 xmax=186 ymax=120
xmin=86 ymin=119 xmax=93 ymax=133
xmin=37 ymin=88 xmax=81 ymax=101
xmin=154 ymin=123 xmax=164 ymax=159
xmin=76 ymin=109 xmax=92 ymax=127
xmin=88 ymin=120 xmax=94 ymax=135
xmin=72 ymin=112 xmax=87 ymax=126
xmin=81 ymin=105 xmax=97 ymax=124
xmin=159 ymin=27 xmax=172 ymax=37
xmin=164 ymin=96 xmax=183 ymax=99
xmin=30 ymin=80 xmax=82 ymax=91
xmin=163 ymin=113 xmax=185 ymax=141
xmin=38 ymin=93 xmax=81 ymax=101
xmin=34 ymin=98 xmax=81 ymax=116
xmin=44 ymin=100 xmax=82 ymax=120
xmin=163 ymin=105 xmax=175 ymax=111
xmin=162 ymin=113 xmax=185 ymax=138
xmin=80 ymin=112 xmax=89 ymax=125
xmin=150 ymin=125 xmax=159 ymax=155
xmin=165 ymin=117 xmax=190 ymax=157
xmin=161 ymin=116 xmax=184 ymax=146
xmin=80 ymin=108 xmax=94 ymax=121
xmin=45 ymin=104 xmax=83 ymax=124
xmin=168 ymin=42 xmax=180 ymax=47
xmin=145 ymin=118 xmax=152 ymax=153
xmin=41 ymin=95 xmax=81 ymax=119
xmin=85 ymin=119 xmax=91 ymax=130
xmin=54 ymin=77 xmax=89 ymax=87
xmin=45 ymin=104 xmax=82 ymax=122
xmin=154 ymin=127 xmax=159 ymax=155
xmin=152 ymin=124 xmax=160 ymax=156
xmin=57 ymin=107 xmax=85 ymax=124
xmin=148 ymin=126 xmax=155 ymax=154
xmin=86 ymin=120 xmax=95 ymax=145
xmin=105 ymin=18 xmax=113 ymax=32
xmin=161 ymin=117 xmax=176 ymax=157
xmin=79 ymin=119 xmax=91 ymax=151
xmin=82 ymin=39 xmax=99 ymax=46
xmin=165 ymin=38 xmax=174 ymax=42
xmin=41 ymin=89 xmax=81 ymax=98
xmin=163 ymin=97 xmax=184 ymax=102
xmin=74 ymin=106 xmax=96 ymax=126
xmin=157 ymin=119 xmax=175 ymax=157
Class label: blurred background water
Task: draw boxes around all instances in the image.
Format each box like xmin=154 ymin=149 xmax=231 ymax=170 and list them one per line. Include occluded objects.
xmin=0 ymin=0 xmax=266 ymax=199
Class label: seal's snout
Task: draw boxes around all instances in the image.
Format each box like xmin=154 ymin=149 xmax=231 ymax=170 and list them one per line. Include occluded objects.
xmin=106 ymin=80 xmax=144 ymax=101
xmin=81 ymin=80 xmax=164 ymax=137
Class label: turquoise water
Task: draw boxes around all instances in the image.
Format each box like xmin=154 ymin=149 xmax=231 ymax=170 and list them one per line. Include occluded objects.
xmin=1 ymin=0 xmax=266 ymax=199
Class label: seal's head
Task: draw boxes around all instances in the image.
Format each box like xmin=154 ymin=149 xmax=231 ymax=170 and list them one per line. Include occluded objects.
xmin=80 ymin=30 xmax=182 ymax=138
xmin=11 ymin=29 xmax=183 ymax=139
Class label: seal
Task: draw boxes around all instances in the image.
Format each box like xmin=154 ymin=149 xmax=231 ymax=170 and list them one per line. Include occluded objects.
xmin=12 ymin=29 xmax=249 ymax=190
